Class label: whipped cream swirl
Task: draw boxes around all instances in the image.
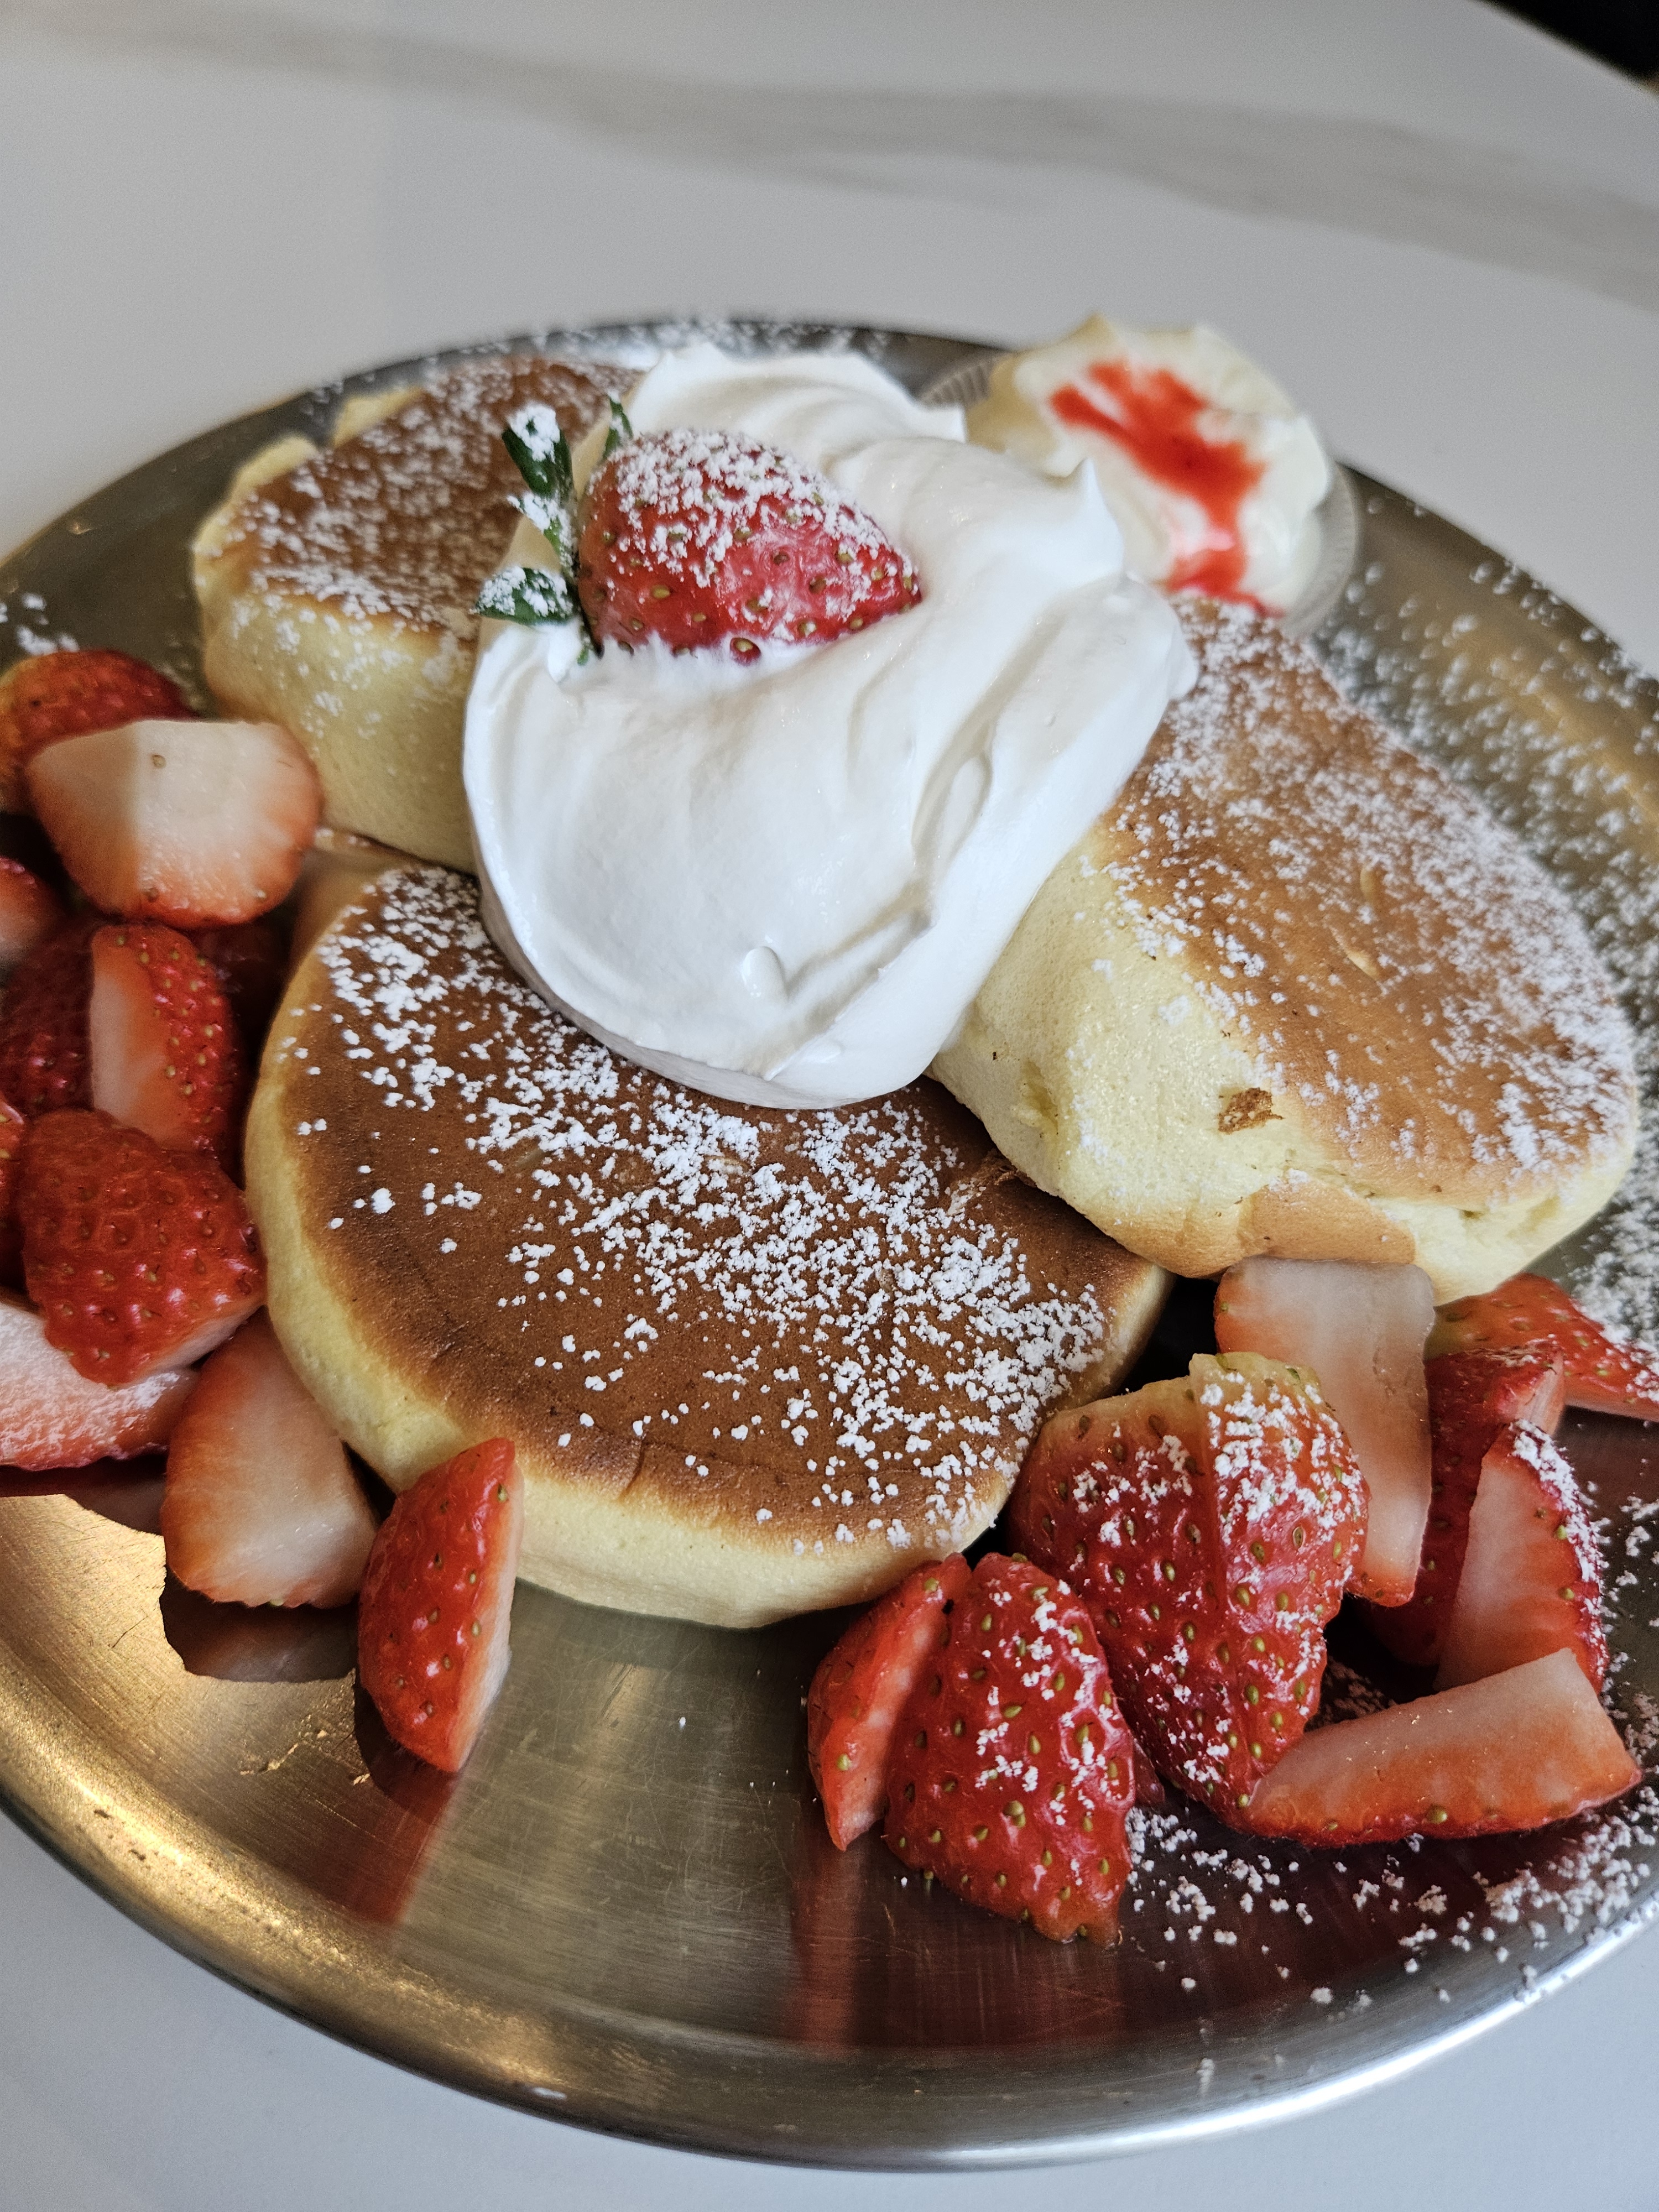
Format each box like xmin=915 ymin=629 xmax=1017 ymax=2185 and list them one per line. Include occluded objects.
xmin=465 ymin=344 xmax=1190 ymax=1109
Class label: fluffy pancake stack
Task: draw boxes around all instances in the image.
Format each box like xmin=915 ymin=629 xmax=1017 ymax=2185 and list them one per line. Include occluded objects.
xmin=933 ymin=602 xmax=1636 ymax=1301
xmin=193 ymin=356 xmax=622 ymax=869
xmin=245 ymin=868 xmax=1167 ymax=1627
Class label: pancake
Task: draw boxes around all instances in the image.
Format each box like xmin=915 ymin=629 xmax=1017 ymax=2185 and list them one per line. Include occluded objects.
xmin=932 ymin=603 xmax=1637 ymax=1301
xmin=244 ymin=867 xmax=1168 ymax=1628
xmin=192 ymin=355 xmax=625 ymax=870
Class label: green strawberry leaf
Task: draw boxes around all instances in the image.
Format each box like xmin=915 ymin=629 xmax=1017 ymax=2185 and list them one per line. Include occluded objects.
xmin=474 ymin=564 xmax=580 ymax=626
xmin=602 ymin=395 xmax=633 ymax=461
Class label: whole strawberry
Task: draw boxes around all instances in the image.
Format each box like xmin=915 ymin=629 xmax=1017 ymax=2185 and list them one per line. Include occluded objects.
xmin=18 ymin=1108 xmax=265 ymax=1385
xmin=357 ymin=1437 xmax=524 ymax=1772
xmin=0 ymin=648 xmax=192 ymax=811
xmin=1010 ymin=1352 xmax=1367 ymax=1823
xmin=87 ymin=921 xmax=247 ymax=1170
xmin=577 ymin=427 xmax=922 ymax=657
xmin=883 ymin=1554 xmax=1136 ymax=1942
xmin=0 ymin=912 xmax=100 ymax=1119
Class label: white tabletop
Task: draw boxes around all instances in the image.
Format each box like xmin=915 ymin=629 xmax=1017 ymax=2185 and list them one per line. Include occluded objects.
xmin=3 ymin=2 xmax=1658 ymax=2203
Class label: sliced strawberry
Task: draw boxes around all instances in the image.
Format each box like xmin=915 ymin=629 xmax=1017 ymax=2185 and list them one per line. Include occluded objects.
xmin=0 ymin=858 xmax=65 ymax=984
xmin=577 ymin=428 xmax=923 ymax=657
xmin=26 ymin=718 xmax=321 ymax=928
xmin=18 ymin=1109 xmax=264 ymax=1386
xmin=357 ymin=1437 xmax=523 ymax=1772
xmin=1428 ymin=1272 xmax=1659 ymax=1421
xmin=1434 ymin=1422 xmax=1606 ymax=1692
xmin=883 ymin=1554 xmax=1136 ymax=1942
xmin=0 ymin=1289 xmax=195 ymax=1470
xmin=1009 ymin=1352 xmax=1366 ymax=1822
xmin=88 ymin=922 xmax=246 ymax=1169
xmin=1366 ymin=1347 xmax=1567 ymax=1670
xmin=0 ymin=648 xmax=192 ymax=812
xmin=160 ymin=1312 xmax=375 ymax=1608
xmin=1242 ymin=1648 xmax=1638 ymax=1845
xmin=188 ymin=920 xmax=288 ymax=1051
xmin=0 ymin=1094 xmax=23 ymax=1285
xmin=807 ymin=1553 xmax=971 ymax=1849
xmin=1213 ymin=1258 xmax=1434 ymax=1607
xmin=0 ymin=912 xmax=99 ymax=1118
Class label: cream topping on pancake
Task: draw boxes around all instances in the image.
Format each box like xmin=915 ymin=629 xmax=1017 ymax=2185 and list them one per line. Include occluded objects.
xmin=212 ymin=356 xmax=622 ymax=637
xmin=466 ymin=346 xmax=1192 ymax=1109
xmin=1101 ymin=604 xmax=1635 ymax=1198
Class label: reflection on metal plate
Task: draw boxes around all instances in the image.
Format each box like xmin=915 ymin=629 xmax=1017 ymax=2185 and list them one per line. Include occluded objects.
xmin=1 ymin=321 xmax=1656 ymax=2170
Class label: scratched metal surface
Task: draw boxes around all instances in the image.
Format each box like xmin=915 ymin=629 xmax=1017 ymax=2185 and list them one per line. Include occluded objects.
xmin=1 ymin=321 xmax=1655 ymax=2169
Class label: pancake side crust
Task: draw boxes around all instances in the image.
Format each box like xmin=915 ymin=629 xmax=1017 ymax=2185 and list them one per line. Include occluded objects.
xmin=247 ymin=869 xmax=1167 ymax=1626
xmin=933 ymin=605 xmax=1637 ymax=1300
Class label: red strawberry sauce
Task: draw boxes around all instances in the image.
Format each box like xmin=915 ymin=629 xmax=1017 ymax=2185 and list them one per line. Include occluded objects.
xmin=1048 ymin=360 xmax=1265 ymax=602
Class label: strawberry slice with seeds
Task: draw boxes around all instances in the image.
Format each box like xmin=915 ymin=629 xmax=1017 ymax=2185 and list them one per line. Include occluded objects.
xmin=357 ymin=1437 xmax=523 ymax=1772
xmin=0 ymin=648 xmax=192 ymax=812
xmin=577 ymin=428 xmax=923 ymax=658
xmin=1427 ymin=1272 xmax=1659 ymax=1421
xmin=160 ymin=1312 xmax=375 ymax=1608
xmin=187 ymin=919 xmax=288 ymax=1051
xmin=1434 ymin=1421 xmax=1607 ymax=1692
xmin=1010 ymin=1352 xmax=1367 ymax=1822
xmin=1366 ymin=1346 xmax=1567 ymax=1670
xmin=1242 ymin=1648 xmax=1637 ymax=1845
xmin=0 ymin=1288 xmax=195 ymax=1470
xmin=1213 ymin=1257 xmax=1434 ymax=1606
xmin=807 ymin=1553 xmax=971 ymax=1849
xmin=0 ymin=912 xmax=99 ymax=1118
xmin=26 ymin=718 xmax=321 ymax=927
xmin=18 ymin=1109 xmax=265 ymax=1385
xmin=883 ymin=1553 xmax=1136 ymax=1942
xmin=0 ymin=858 xmax=65 ymax=984
xmin=0 ymin=1094 xmax=24 ymax=1285
xmin=88 ymin=921 xmax=246 ymax=1170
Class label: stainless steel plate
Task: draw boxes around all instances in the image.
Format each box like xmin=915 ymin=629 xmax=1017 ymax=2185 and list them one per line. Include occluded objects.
xmin=2 ymin=320 xmax=1657 ymax=2171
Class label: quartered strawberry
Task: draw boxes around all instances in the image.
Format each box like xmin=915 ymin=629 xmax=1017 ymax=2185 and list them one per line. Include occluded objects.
xmin=0 ymin=858 xmax=65 ymax=984
xmin=1434 ymin=1422 xmax=1606 ymax=1693
xmin=0 ymin=648 xmax=192 ymax=812
xmin=0 ymin=911 xmax=98 ymax=1118
xmin=0 ymin=1288 xmax=196 ymax=1470
xmin=18 ymin=1109 xmax=264 ymax=1386
xmin=807 ymin=1553 xmax=971 ymax=1850
xmin=1242 ymin=1648 xmax=1637 ymax=1845
xmin=577 ymin=428 xmax=923 ymax=657
xmin=1213 ymin=1258 xmax=1434 ymax=1608
xmin=1428 ymin=1272 xmax=1659 ymax=1422
xmin=0 ymin=1094 xmax=23 ymax=1285
xmin=357 ymin=1437 xmax=523 ymax=1772
xmin=1366 ymin=1347 xmax=1567 ymax=1670
xmin=188 ymin=919 xmax=288 ymax=1051
xmin=87 ymin=922 xmax=246 ymax=1170
xmin=160 ymin=1312 xmax=375 ymax=1608
xmin=883 ymin=1553 xmax=1136 ymax=1942
xmin=1009 ymin=1352 xmax=1366 ymax=1822
xmin=26 ymin=718 xmax=321 ymax=928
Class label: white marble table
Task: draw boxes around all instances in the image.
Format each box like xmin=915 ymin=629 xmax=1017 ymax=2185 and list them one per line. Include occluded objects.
xmin=2 ymin=2 xmax=1657 ymax=2202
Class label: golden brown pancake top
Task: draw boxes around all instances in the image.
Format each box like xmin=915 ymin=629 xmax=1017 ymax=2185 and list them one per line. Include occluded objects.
xmin=1097 ymin=603 xmax=1634 ymax=1203
xmin=263 ymin=868 xmax=1154 ymax=1555
xmin=216 ymin=356 xmax=623 ymax=638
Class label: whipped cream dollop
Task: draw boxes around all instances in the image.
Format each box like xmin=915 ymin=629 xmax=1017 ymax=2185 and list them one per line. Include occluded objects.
xmin=968 ymin=316 xmax=1332 ymax=614
xmin=465 ymin=343 xmax=1191 ymax=1109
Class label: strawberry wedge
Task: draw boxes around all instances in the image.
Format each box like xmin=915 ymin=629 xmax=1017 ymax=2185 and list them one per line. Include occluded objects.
xmin=1214 ymin=1257 xmax=1434 ymax=1607
xmin=88 ymin=922 xmax=246 ymax=1170
xmin=1243 ymin=1649 xmax=1637 ymax=1845
xmin=161 ymin=1313 xmax=375 ymax=1607
xmin=358 ymin=1438 xmax=523 ymax=1772
xmin=1366 ymin=1345 xmax=1567 ymax=1671
xmin=0 ymin=859 xmax=64 ymax=985
xmin=807 ymin=1553 xmax=971 ymax=1849
xmin=27 ymin=718 xmax=321 ymax=928
xmin=0 ymin=1290 xmax=196 ymax=1470
xmin=1428 ymin=1273 xmax=1659 ymax=1422
xmin=1434 ymin=1422 xmax=1606 ymax=1693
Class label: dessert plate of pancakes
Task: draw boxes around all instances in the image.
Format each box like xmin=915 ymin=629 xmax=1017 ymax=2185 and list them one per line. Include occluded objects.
xmin=2 ymin=318 xmax=1657 ymax=2168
